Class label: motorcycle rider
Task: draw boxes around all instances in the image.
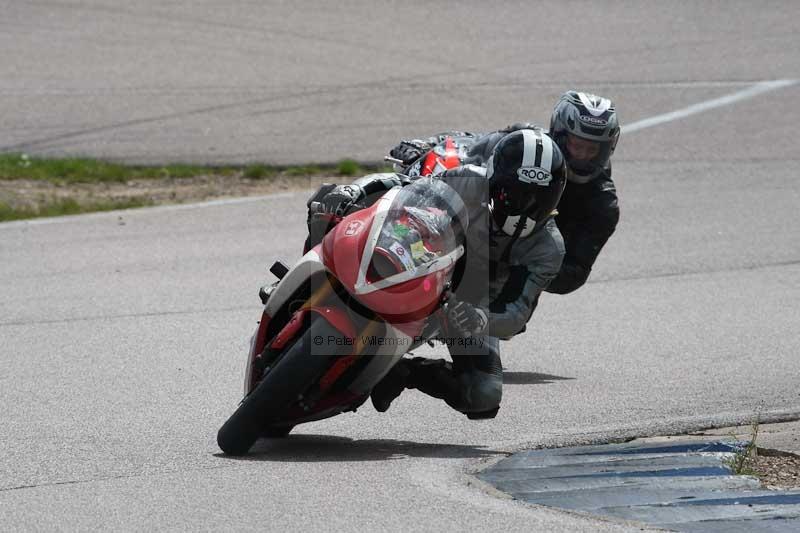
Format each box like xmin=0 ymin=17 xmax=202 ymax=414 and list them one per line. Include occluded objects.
xmin=309 ymin=130 xmax=567 ymax=418
xmin=390 ymin=90 xmax=620 ymax=295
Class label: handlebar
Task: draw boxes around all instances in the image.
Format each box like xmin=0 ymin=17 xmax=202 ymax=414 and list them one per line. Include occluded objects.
xmin=308 ymin=201 xmax=366 ymax=222
xmin=308 ymin=201 xmax=325 ymax=215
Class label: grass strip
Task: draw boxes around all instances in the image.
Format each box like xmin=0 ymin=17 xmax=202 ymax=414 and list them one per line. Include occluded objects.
xmin=0 ymin=153 xmax=390 ymax=185
xmin=0 ymin=154 xmax=395 ymax=222
xmin=0 ymin=197 xmax=154 ymax=222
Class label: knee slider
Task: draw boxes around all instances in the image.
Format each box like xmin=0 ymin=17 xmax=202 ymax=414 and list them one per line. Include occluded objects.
xmin=466 ymin=407 xmax=500 ymax=420
xmin=458 ymin=369 xmax=502 ymax=414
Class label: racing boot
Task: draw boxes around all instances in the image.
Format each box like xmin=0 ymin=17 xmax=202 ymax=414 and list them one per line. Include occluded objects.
xmin=371 ymin=355 xmax=501 ymax=418
xmin=370 ymin=359 xmax=412 ymax=412
xmin=405 ymin=357 xmax=463 ymax=408
xmin=370 ymin=357 xmax=463 ymax=413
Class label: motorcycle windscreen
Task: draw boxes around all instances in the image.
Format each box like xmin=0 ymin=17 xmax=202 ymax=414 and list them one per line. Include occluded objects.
xmin=353 ymin=178 xmax=468 ymax=295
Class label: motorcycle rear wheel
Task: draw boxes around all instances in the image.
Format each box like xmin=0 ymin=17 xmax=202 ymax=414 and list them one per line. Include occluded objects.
xmin=217 ymin=315 xmax=347 ymax=455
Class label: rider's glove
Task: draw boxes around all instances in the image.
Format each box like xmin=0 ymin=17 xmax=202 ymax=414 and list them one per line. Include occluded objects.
xmin=320 ymin=184 xmax=364 ymax=217
xmin=446 ymin=300 xmax=489 ymax=338
xmin=389 ymin=140 xmax=432 ymax=165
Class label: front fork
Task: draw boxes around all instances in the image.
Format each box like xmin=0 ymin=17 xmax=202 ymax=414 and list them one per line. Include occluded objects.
xmin=254 ymin=273 xmax=382 ymax=400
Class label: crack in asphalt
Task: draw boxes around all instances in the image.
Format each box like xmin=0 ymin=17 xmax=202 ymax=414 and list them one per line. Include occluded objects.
xmin=0 ymin=80 xmax=785 ymax=97
xmin=590 ymin=259 xmax=800 ymax=285
xmin=0 ymin=73 xmax=487 ymax=153
xmin=23 ymin=0 xmax=378 ymax=52
xmin=0 ymin=463 xmax=235 ymax=494
xmin=0 ymin=306 xmax=253 ymax=327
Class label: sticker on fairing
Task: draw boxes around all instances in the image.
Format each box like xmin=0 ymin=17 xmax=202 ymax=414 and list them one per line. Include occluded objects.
xmin=344 ymin=220 xmax=364 ymax=236
xmin=388 ymin=240 xmax=416 ymax=271
xmin=410 ymin=240 xmax=427 ymax=261
xmin=393 ymin=223 xmax=410 ymax=238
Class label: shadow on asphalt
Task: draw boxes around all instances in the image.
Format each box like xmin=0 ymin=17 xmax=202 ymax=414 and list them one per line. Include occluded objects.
xmin=502 ymin=371 xmax=574 ymax=385
xmin=214 ymin=434 xmax=509 ymax=462
xmin=213 ymin=373 xmax=572 ymax=462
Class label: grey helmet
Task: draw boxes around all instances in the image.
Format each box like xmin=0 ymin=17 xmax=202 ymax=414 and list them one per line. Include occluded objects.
xmin=549 ymin=91 xmax=620 ymax=183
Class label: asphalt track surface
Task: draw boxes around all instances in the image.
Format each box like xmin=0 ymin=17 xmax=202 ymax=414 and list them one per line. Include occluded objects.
xmin=2 ymin=1 xmax=800 ymax=531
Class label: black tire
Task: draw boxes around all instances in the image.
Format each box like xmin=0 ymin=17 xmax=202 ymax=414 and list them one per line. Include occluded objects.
xmin=217 ymin=315 xmax=347 ymax=455
xmin=261 ymin=424 xmax=294 ymax=438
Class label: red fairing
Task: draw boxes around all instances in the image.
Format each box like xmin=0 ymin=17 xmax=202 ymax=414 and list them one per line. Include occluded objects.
xmin=322 ymin=208 xmax=373 ymax=292
xmin=253 ymin=311 xmax=272 ymax=356
xmin=361 ymin=268 xmax=450 ymax=323
xmin=269 ymin=307 xmax=357 ymax=352
xmin=421 ymin=150 xmax=439 ymax=176
xmin=420 ymin=136 xmax=462 ymax=176
xmin=322 ymin=199 xmax=450 ymax=324
xmin=269 ymin=310 xmax=308 ymax=350
xmin=246 ymin=311 xmax=273 ymax=393
xmin=441 ymin=136 xmax=462 ymax=169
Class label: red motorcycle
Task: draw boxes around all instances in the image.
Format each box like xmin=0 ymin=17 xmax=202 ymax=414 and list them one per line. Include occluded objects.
xmin=386 ymin=132 xmax=477 ymax=177
xmin=217 ymin=177 xmax=468 ymax=455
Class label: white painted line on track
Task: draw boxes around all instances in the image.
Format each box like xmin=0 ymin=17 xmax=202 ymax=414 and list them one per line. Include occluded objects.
xmin=3 ymin=78 xmax=797 ymax=229
xmin=622 ymin=79 xmax=798 ymax=133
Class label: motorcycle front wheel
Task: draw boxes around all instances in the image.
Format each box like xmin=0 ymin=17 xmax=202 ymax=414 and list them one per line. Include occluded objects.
xmin=217 ymin=314 xmax=347 ymax=455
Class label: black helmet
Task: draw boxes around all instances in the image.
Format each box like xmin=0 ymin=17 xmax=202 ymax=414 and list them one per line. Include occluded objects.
xmin=486 ymin=129 xmax=567 ymax=237
xmin=549 ymin=91 xmax=620 ymax=183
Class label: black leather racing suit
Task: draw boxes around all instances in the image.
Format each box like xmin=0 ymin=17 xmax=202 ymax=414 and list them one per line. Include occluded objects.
xmin=546 ymin=167 xmax=619 ymax=293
